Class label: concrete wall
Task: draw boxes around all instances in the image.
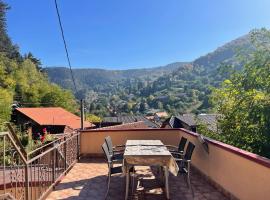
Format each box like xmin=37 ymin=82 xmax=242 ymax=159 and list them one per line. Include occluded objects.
xmin=178 ymin=128 xmax=270 ymax=200
xmin=80 ymin=129 xmax=181 ymax=155
xmin=80 ymin=128 xmax=270 ymax=200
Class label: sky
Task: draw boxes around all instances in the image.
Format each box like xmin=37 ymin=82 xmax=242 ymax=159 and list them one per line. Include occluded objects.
xmin=5 ymin=0 xmax=270 ymax=69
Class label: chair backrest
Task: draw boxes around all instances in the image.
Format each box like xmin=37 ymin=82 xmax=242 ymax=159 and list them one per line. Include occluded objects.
xmin=105 ymin=136 xmax=113 ymax=155
xmin=102 ymin=142 xmax=112 ymax=163
xmin=178 ymin=137 xmax=187 ymax=152
xmin=184 ymin=142 xmax=195 ymax=161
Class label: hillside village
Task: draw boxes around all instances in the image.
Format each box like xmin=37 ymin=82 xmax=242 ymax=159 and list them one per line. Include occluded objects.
xmin=1 ymin=1 xmax=270 ymax=200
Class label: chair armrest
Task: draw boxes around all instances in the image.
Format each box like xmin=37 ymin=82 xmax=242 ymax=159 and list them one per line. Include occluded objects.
xmin=165 ymin=145 xmax=178 ymax=152
xmin=113 ymin=149 xmax=124 ymax=153
xmin=165 ymin=145 xmax=178 ymax=149
xmin=175 ymin=158 xmax=191 ymax=163
xmin=171 ymin=152 xmax=184 ymax=159
xmin=114 ymin=145 xmax=125 ymax=148
xmin=171 ymin=151 xmax=184 ymax=155
xmin=113 ymin=145 xmax=125 ymax=151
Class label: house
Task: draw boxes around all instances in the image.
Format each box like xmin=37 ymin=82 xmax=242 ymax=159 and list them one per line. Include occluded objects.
xmin=96 ymin=115 xmax=159 ymax=128
xmin=12 ymin=107 xmax=94 ymax=134
xmin=161 ymin=114 xmax=219 ymax=132
xmin=153 ymin=111 xmax=168 ymax=122
xmin=95 ymin=121 xmax=150 ymax=130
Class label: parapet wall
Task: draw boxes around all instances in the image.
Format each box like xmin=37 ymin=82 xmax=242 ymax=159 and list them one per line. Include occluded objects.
xmin=80 ymin=128 xmax=270 ymax=200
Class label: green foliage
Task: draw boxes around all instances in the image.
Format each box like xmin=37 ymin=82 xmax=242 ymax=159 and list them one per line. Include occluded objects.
xmin=0 ymin=1 xmax=20 ymax=60
xmin=86 ymin=113 xmax=102 ymax=123
xmin=210 ymin=28 xmax=270 ymax=158
xmin=0 ymin=1 xmax=78 ymax=127
xmin=0 ymin=88 xmax=12 ymax=131
xmin=0 ymin=56 xmax=78 ymax=113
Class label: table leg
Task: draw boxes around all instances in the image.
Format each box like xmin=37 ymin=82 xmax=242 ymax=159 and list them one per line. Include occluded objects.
xmin=125 ymin=165 xmax=130 ymax=200
xmin=164 ymin=166 xmax=170 ymax=199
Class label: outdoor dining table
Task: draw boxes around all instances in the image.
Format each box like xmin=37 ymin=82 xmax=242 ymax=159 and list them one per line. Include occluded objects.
xmin=123 ymin=140 xmax=179 ymax=200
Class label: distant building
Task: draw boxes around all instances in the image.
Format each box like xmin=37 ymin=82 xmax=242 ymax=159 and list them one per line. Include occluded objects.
xmin=97 ymin=115 xmax=159 ymax=128
xmin=95 ymin=121 xmax=150 ymax=130
xmin=161 ymin=114 xmax=220 ymax=133
xmin=154 ymin=111 xmax=169 ymax=122
xmin=12 ymin=107 xmax=94 ymax=134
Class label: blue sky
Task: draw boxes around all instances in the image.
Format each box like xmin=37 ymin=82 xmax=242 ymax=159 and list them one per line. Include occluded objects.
xmin=5 ymin=0 xmax=270 ymax=69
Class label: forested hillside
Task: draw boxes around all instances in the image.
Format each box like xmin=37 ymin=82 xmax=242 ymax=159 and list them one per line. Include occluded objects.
xmin=45 ymin=62 xmax=187 ymax=97
xmin=46 ymin=31 xmax=259 ymax=117
xmin=0 ymin=1 xmax=77 ymax=130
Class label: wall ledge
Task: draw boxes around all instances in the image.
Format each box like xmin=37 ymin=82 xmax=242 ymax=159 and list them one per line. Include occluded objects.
xmin=80 ymin=128 xmax=270 ymax=168
xmin=179 ymin=128 xmax=270 ymax=169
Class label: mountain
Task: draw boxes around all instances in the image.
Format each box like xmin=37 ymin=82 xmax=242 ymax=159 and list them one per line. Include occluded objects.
xmin=44 ymin=30 xmax=260 ymax=117
xmin=193 ymin=34 xmax=254 ymax=68
xmin=45 ymin=62 xmax=187 ymax=92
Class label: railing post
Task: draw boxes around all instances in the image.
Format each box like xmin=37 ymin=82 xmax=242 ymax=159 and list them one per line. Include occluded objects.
xmin=64 ymin=136 xmax=67 ymax=171
xmin=25 ymin=163 xmax=30 ymax=200
xmin=77 ymin=133 xmax=80 ymax=160
xmin=3 ymin=135 xmax=6 ymax=193
xmin=52 ymin=148 xmax=56 ymax=183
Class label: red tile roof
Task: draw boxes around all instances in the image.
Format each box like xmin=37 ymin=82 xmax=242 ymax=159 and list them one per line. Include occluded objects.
xmin=16 ymin=107 xmax=94 ymax=129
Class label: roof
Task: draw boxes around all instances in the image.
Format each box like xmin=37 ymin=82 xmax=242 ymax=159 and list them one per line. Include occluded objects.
xmin=163 ymin=114 xmax=220 ymax=132
xmin=161 ymin=116 xmax=183 ymax=128
xmin=102 ymin=116 xmax=159 ymax=128
xmin=16 ymin=107 xmax=94 ymax=129
xmin=154 ymin=112 xmax=168 ymax=118
xmin=197 ymin=114 xmax=220 ymax=132
xmin=177 ymin=114 xmax=197 ymax=126
xmin=95 ymin=121 xmax=149 ymax=130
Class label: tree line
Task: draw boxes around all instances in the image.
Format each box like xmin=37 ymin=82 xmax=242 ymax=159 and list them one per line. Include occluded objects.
xmin=0 ymin=1 xmax=77 ymax=131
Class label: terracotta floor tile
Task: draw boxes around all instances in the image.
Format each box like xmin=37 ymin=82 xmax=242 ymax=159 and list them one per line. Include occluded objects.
xmin=47 ymin=158 xmax=228 ymax=200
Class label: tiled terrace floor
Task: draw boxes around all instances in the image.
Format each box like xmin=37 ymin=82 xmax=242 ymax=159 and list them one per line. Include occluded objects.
xmin=47 ymin=158 xmax=228 ymax=200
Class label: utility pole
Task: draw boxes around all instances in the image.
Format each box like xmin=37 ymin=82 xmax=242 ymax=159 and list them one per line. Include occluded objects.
xmin=80 ymin=99 xmax=84 ymax=130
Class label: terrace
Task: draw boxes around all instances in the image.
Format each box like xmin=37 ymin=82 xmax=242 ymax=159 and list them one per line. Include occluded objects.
xmin=47 ymin=158 xmax=227 ymax=200
xmin=1 ymin=128 xmax=270 ymax=200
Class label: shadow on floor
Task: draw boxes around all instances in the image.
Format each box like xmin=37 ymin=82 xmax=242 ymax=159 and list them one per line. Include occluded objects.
xmin=48 ymin=159 xmax=228 ymax=200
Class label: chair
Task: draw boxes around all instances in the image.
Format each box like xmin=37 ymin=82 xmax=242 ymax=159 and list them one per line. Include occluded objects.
xmin=105 ymin=136 xmax=125 ymax=162
xmin=102 ymin=143 xmax=134 ymax=199
xmin=166 ymin=137 xmax=187 ymax=158
xmin=175 ymin=142 xmax=195 ymax=188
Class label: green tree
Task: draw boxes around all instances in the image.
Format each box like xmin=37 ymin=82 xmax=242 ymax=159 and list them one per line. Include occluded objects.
xmin=0 ymin=88 xmax=12 ymax=130
xmin=86 ymin=113 xmax=101 ymax=123
xmin=0 ymin=1 xmax=20 ymax=59
xmin=24 ymin=52 xmax=42 ymax=71
xmin=210 ymin=29 xmax=270 ymax=158
xmin=157 ymin=101 xmax=163 ymax=109
xmin=0 ymin=0 xmax=79 ymax=131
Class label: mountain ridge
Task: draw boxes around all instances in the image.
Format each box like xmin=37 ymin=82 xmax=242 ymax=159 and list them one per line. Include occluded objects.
xmin=44 ymin=30 xmax=261 ymax=116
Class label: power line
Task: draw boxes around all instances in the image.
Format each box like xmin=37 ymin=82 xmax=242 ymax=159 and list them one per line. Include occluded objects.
xmin=54 ymin=0 xmax=78 ymax=93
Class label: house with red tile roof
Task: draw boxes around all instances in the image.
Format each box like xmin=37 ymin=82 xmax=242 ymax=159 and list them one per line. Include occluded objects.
xmin=13 ymin=107 xmax=94 ymax=134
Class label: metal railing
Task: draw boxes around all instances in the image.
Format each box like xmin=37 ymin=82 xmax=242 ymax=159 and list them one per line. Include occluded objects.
xmin=0 ymin=130 xmax=80 ymax=200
